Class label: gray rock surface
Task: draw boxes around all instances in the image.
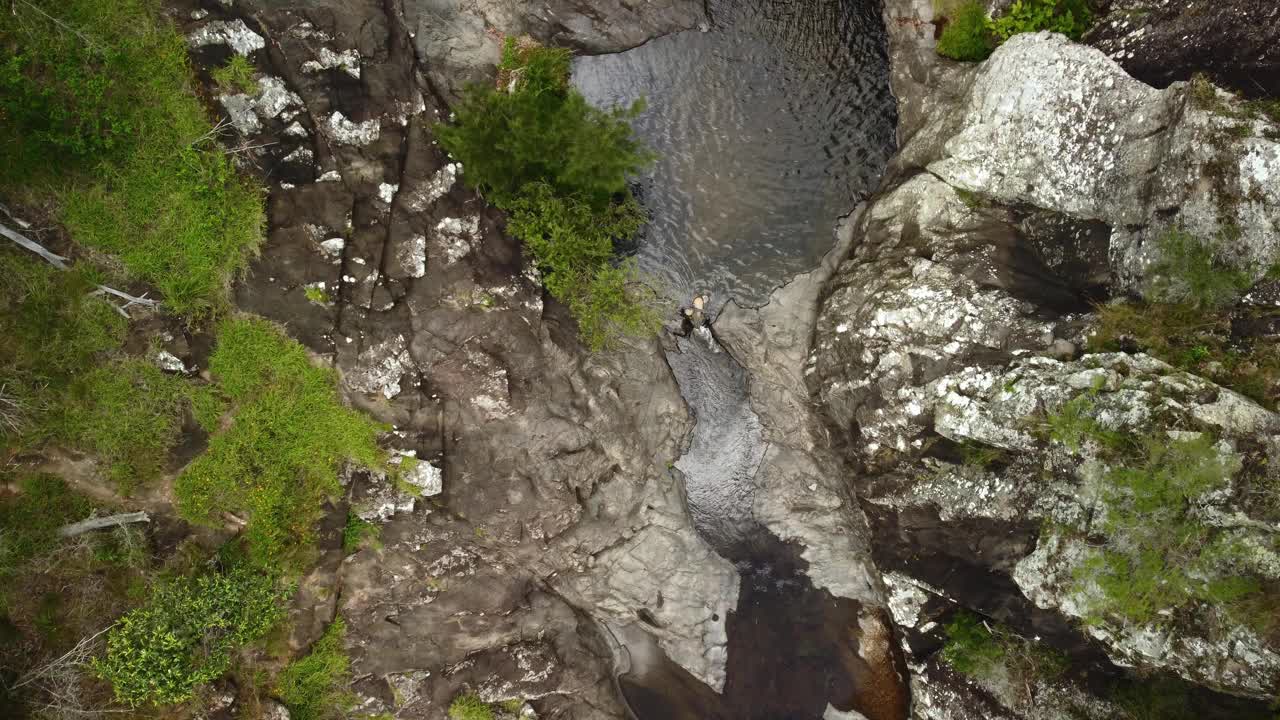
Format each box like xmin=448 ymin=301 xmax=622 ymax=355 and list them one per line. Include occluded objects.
xmin=178 ymin=0 xmax=729 ymax=716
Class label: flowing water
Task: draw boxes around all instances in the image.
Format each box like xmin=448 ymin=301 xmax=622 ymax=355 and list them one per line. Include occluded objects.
xmin=572 ymin=0 xmax=897 ymax=717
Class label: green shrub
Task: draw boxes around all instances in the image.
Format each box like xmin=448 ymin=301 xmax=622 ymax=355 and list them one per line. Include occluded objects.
xmin=506 ymin=183 xmax=661 ymax=349
xmin=437 ymin=37 xmax=662 ymax=350
xmin=437 ymin=38 xmax=651 ymax=209
xmin=93 ymin=564 xmax=286 ymax=706
xmin=0 ymin=475 xmax=91 ymax=584
xmin=567 ymin=258 xmax=663 ymax=351
xmin=988 ymin=0 xmax=1093 ymax=43
xmin=937 ymin=1 xmax=994 ymax=62
xmin=276 ymin=617 xmax=354 ymax=720
xmin=56 ymin=359 xmax=189 ymax=492
xmin=174 ymin=317 xmax=384 ymax=568
xmin=448 ymin=693 xmax=494 ymax=720
xmin=1144 ymin=228 xmax=1251 ymax=310
xmin=211 ymin=55 xmax=257 ymax=94
xmin=1 ymin=0 xmax=264 ymax=319
xmin=937 ymin=0 xmax=1092 ymax=62
xmin=941 ymin=611 xmax=1004 ymax=677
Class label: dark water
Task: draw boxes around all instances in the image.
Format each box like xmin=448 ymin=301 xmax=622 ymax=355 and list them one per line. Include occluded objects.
xmin=571 ymin=0 xmax=896 ymax=308
xmin=573 ymin=0 xmax=899 ymax=717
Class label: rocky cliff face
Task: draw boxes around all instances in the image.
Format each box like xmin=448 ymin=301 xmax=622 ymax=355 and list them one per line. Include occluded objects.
xmin=810 ymin=0 xmax=1280 ymax=716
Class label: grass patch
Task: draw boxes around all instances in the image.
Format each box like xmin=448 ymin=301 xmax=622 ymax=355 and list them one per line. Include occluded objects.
xmin=55 ymin=359 xmax=189 ymax=493
xmin=0 ymin=475 xmax=91 ymax=589
xmin=0 ymin=249 xmax=126 ymax=452
xmin=449 ymin=693 xmax=494 ymax=720
xmin=1143 ymin=228 xmax=1251 ymax=310
xmin=937 ymin=1 xmax=994 ymax=62
xmin=1089 ymin=229 xmax=1277 ymax=409
xmin=0 ymin=0 xmax=264 ymax=319
xmin=211 ymin=55 xmax=257 ymax=94
xmin=174 ymin=316 xmax=385 ymax=569
xmin=437 ymin=37 xmax=661 ymax=350
xmin=93 ymin=563 xmax=286 ymax=706
xmin=276 ymin=617 xmax=354 ymax=720
xmin=342 ymin=513 xmax=381 ymax=553
xmin=1090 ymin=308 xmax=1279 ymax=412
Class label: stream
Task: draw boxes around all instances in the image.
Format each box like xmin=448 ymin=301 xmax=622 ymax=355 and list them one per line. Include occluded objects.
xmin=572 ymin=0 xmax=897 ymax=717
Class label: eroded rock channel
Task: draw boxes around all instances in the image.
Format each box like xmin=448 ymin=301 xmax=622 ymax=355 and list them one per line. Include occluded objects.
xmin=151 ymin=0 xmax=1280 ymax=717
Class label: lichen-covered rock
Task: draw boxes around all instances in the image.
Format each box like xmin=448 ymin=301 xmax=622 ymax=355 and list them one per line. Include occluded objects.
xmin=858 ymin=352 xmax=1280 ymax=699
xmin=929 ymin=33 xmax=1280 ymax=293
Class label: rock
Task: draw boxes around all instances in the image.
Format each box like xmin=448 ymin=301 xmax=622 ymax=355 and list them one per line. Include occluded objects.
xmin=928 ymin=33 xmax=1280 ymax=293
xmin=403 ymin=0 xmax=707 ymax=97
xmin=815 ymin=2 xmax=1280 ymax=711
xmin=263 ymin=700 xmax=290 ymax=720
xmin=177 ymin=0 xmax=733 ymax=715
xmin=1088 ymin=0 xmax=1280 ymax=98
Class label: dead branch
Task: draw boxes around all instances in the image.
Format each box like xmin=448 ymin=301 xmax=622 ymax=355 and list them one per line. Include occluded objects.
xmin=57 ymin=511 xmax=150 ymax=538
xmin=90 ymin=285 xmax=160 ymax=317
xmin=0 ymin=221 xmax=69 ymax=269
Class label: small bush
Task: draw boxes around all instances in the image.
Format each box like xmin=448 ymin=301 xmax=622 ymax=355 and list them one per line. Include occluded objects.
xmin=437 ymin=38 xmax=651 ymax=209
xmin=1144 ymin=228 xmax=1251 ymax=310
xmin=276 ymin=617 xmax=354 ymax=720
xmin=989 ymin=0 xmax=1092 ymax=43
xmin=507 ymin=184 xmax=660 ymax=349
xmin=937 ymin=1 xmax=994 ymax=62
xmin=174 ymin=317 xmax=384 ymax=568
xmin=56 ymin=359 xmax=189 ymax=492
xmin=448 ymin=693 xmax=494 ymax=720
xmin=211 ymin=55 xmax=257 ymax=94
xmin=937 ymin=0 xmax=1092 ymax=62
xmin=93 ymin=565 xmax=286 ymax=706
xmin=942 ymin=611 xmax=1004 ymax=677
xmin=437 ymin=37 xmax=662 ymax=350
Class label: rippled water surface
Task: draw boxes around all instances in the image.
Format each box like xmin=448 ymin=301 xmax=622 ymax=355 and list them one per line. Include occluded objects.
xmin=572 ymin=0 xmax=896 ymax=307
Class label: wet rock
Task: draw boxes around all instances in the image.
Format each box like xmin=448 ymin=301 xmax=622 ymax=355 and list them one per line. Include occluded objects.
xmin=403 ymin=0 xmax=707 ymax=96
xmin=1088 ymin=0 xmax=1280 ymax=98
xmin=715 ymin=216 xmax=911 ymax=718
